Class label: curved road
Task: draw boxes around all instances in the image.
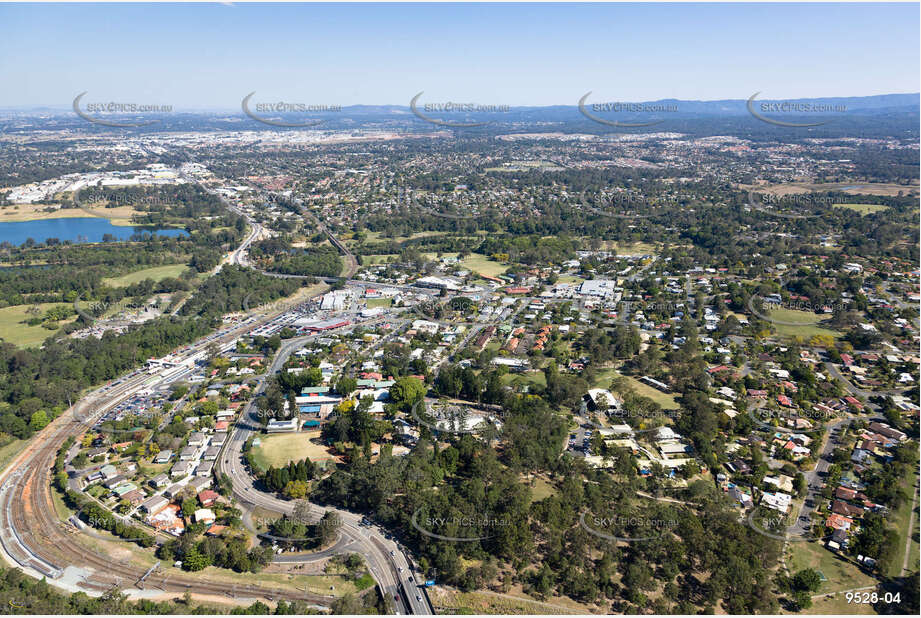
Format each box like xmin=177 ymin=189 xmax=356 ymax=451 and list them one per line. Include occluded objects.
xmin=218 ymin=331 xmax=432 ymax=615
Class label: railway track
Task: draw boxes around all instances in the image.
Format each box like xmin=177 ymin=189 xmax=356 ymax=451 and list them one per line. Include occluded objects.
xmin=0 ymin=304 xmax=341 ymax=605
xmin=0 ymin=183 xmax=371 ymax=606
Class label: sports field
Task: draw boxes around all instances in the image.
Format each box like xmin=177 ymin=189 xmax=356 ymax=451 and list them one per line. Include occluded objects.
xmin=461 ymin=254 xmax=508 ymax=278
xmin=251 ymin=430 xmax=336 ymax=469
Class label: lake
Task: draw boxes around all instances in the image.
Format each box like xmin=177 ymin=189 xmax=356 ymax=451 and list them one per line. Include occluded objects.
xmin=0 ymin=217 xmax=188 ymax=246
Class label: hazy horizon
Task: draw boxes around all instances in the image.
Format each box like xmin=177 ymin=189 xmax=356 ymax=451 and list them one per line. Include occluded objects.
xmin=1 ymin=2 xmax=918 ymax=108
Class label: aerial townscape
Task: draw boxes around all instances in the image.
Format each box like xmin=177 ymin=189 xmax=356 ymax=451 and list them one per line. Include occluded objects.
xmin=0 ymin=2 xmax=918 ymax=617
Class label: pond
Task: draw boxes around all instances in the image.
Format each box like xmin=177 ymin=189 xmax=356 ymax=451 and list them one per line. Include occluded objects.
xmin=0 ymin=217 xmax=188 ymax=246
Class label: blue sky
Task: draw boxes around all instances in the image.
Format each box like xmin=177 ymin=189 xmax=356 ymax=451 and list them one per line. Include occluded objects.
xmin=0 ymin=2 xmax=917 ymax=108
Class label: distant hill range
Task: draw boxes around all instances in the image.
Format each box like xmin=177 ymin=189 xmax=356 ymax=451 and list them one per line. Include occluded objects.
xmin=1 ymin=93 xmax=917 ymax=139
xmin=337 ymin=93 xmax=919 ymax=117
xmin=4 ymin=93 xmax=917 ymax=117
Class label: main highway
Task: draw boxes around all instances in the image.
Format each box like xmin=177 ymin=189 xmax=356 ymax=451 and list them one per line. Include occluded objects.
xmin=192 ymin=181 xmax=431 ymax=614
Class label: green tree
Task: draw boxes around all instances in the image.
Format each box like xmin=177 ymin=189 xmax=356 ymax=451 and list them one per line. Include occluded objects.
xmin=29 ymin=409 xmax=49 ymax=431
xmin=389 ymin=376 xmax=425 ymax=410
xmin=182 ymin=545 xmax=210 ymax=571
xmin=283 ymin=480 xmax=308 ymax=499
xmin=792 ymin=568 xmax=822 ymax=593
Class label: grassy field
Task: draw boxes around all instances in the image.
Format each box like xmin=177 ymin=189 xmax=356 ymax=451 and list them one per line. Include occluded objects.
xmin=527 ymin=477 xmax=557 ymax=503
xmin=621 ymin=375 xmax=680 ymax=410
xmin=786 ymin=539 xmax=878 ymax=596
xmin=888 ymin=467 xmax=919 ymax=577
xmin=0 ymin=203 xmax=138 ymax=223
xmin=461 ymin=254 xmax=508 ymax=278
xmin=556 ymin=275 xmax=585 ymax=284
xmin=0 ymin=438 xmax=27 ymax=477
xmin=599 ymin=241 xmax=658 ymax=255
xmin=422 ymin=251 xmax=460 ymax=261
xmin=593 ymin=368 xmax=680 ymax=410
xmin=358 ymin=230 xmax=456 ymax=243
xmin=251 ymin=431 xmax=335 ymax=469
xmin=833 ymin=203 xmax=890 ymax=215
xmin=358 ymin=254 xmax=395 ymax=265
xmin=766 ymin=308 xmax=842 ymax=340
xmin=0 ymin=302 xmax=72 ymax=347
xmin=484 ymin=340 xmax=503 ymax=354
xmin=428 ymin=587 xmax=587 ymax=614
xmin=500 ymin=371 xmax=547 ymax=390
xmin=103 ymin=264 xmax=189 ymax=287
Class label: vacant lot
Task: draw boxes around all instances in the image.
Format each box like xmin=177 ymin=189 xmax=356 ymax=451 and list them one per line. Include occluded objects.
xmin=600 ymin=240 xmax=658 ymax=255
xmin=557 ymin=275 xmax=585 ymax=284
xmin=358 ymin=254 xmax=393 ymax=265
xmin=888 ymin=467 xmax=920 ymax=577
xmin=500 ymin=370 xmax=547 ymax=390
xmin=103 ymin=264 xmax=189 ymax=287
xmin=428 ymin=587 xmax=588 ymax=614
xmin=357 ymin=230 xmax=459 ymax=244
xmin=526 ymin=476 xmax=557 ymax=503
xmin=786 ymin=539 xmax=878 ymax=596
xmin=251 ymin=430 xmax=336 ymax=469
xmin=0 ymin=302 xmax=72 ymax=347
xmin=593 ymin=368 xmax=680 ymax=410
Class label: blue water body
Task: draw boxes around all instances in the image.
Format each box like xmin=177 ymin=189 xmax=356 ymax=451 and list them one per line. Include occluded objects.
xmin=0 ymin=217 xmax=188 ymax=246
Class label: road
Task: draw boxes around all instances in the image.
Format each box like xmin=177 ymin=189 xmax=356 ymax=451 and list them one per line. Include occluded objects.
xmin=200 ymin=181 xmax=428 ymax=613
xmin=184 ymin=173 xmax=265 ymax=271
xmin=787 ymin=417 xmax=853 ymax=537
xmin=218 ymin=330 xmax=432 ymax=615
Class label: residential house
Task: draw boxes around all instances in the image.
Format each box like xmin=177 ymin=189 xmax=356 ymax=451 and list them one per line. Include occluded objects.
xmin=832 ymin=500 xmax=864 ymax=519
xmin=762 ymin=492 xmax=793 ymax=513
xmin=194 ymin=508 xmax=216 ymax=524
xmin=140 ymin=495 xmax=169 ymax=515
xmin=198 ymin=490 xmax=220 ymax=507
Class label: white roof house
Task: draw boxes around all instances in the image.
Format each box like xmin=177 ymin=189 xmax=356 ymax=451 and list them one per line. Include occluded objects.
xmin=656 ymin=426 xmax=680 ymax=441
xmin=762 ymin=492 xmax=793 ymax=513
xmin=194 ymin=508 xmax=215 ymax=523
